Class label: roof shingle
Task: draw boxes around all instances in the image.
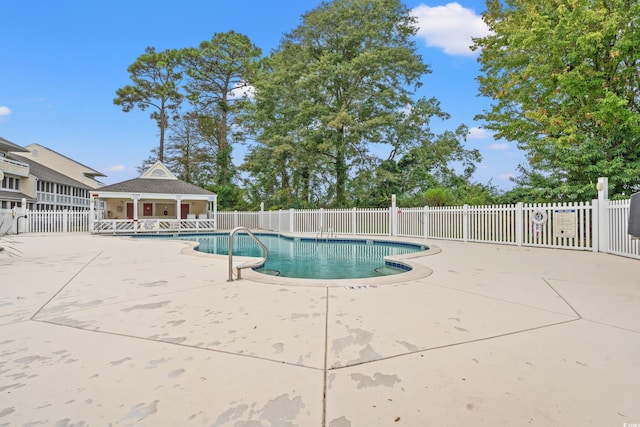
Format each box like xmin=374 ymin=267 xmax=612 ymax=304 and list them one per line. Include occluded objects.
xmin=98 ymin=178 xmax=214 ymax=195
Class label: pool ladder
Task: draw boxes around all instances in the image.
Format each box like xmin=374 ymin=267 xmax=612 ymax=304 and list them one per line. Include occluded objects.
xmin=227 ymin=227 xmax=269 ymax=281
xmin=316 ymin=227 xmax=335 ymax=240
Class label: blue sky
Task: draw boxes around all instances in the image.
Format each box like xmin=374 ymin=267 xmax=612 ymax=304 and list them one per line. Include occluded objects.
xmin=1 ymin=0 xmax=525 ymax=189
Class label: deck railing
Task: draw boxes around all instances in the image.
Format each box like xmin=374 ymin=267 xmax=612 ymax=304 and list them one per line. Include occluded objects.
xmin=92 ymin=218 xmax=217 ymax=234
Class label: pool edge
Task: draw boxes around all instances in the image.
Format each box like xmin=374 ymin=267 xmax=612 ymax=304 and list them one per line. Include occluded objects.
xmin=174 ymin=233 xmax=441 ymax=287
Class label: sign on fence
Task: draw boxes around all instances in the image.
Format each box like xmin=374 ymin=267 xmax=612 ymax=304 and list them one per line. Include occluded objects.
xmin=554 ymin=209 xmax=576 ymax=238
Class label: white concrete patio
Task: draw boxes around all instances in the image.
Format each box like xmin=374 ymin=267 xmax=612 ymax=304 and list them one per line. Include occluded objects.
xmin=1 ymin=233 xmax=639 ymax=426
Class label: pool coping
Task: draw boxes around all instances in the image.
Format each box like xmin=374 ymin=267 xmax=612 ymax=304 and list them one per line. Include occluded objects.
xmin=173 ymin=231 xmax=441 ymax=287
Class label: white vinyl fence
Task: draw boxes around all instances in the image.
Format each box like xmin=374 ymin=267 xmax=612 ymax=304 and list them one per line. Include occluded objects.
xmin=412 ymin=202 xmax=594 ymax=250
xmin=2 ymin=195 xmax=638 ymax=260
xmin=0 ymin=210 xmax=14 ymax=235
xmin=219 ymin=198 xmax=637 ymax=260
xmin=0 ymin=209 xmax=90 ymax=234
xmin=27 ymin=210 xmax=90 ymax=233
xmin=607 ymin=199 xmax=640 ymax=259
xmin=246 ymin=202 xmax=595 ymax=250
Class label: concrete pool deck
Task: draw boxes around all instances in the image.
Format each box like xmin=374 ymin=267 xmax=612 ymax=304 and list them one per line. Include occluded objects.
xmin=1 ymin=233 xmax=639 ymax=426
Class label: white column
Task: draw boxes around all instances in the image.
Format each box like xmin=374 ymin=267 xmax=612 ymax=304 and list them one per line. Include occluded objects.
xmin=175 ymin=196 xmax=182 ymax=219
xmin=132 ymin=196 xmax=140 ymax=220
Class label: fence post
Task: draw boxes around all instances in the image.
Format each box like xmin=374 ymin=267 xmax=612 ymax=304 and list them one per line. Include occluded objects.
xmin=289 ymin=209 xmax=295 ymax=233
xmin=423 ymin=206 xmax=429 ymax=239
xmin=63 ymin=209 xmax=69 ymax=233
xmin=260 ymin=202 xmax=264 ymax=229
xmin=597 ymin=177 xmax=609 ymax=253
xmin=24 ymin=208 xmax=31 ymax=234
xmin=516 ymin=202 xmax=523 ymax=246
xmin=391 ymin=195 xmax=397 ymax=236
xmin=591 ymin=199 xmax=599 ymax=253
xmin=89 ymin=195 xmax=95 ymax=233
xmin=21 ymin=198 xmax=28 ymax=233
xmin=352 ymin=207 xmax=356 ymax=236
xmin=319 ymin=208 xmax=324 ymax=234
xmin=463 ymin=204 xmax=469 ymax=242
xmin=234 ymin=210 xmax=239 ymax=229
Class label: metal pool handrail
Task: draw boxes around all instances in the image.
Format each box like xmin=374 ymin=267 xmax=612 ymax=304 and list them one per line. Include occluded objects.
xmin=228 ymin=227 xmax=269 ymax=281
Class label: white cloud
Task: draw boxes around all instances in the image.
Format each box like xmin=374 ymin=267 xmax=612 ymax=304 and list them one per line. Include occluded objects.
xmin=107 ymin=165 xmax=126 ymax=172
xmin=400 ymin=104 xmax=413 ymax=116
xmin=229 ymin=83 xmax=256 ymax=100
xmin=411 ymin=3 xmax=491 ymax=56
xmin=487 ymin=142 xmax=510 ymax=150
xmin=468 ymin=127 xmax=488 ymax=139
xmin=0 ymin=106 xmax=11 ymax=116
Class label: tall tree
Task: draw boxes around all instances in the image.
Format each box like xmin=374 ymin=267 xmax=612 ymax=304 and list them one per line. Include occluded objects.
xmin=241 ymin=49 xmax=325 ymax=208
xmin=248 ymin=0 xmax=431 ymax=206
xmin=164 ymin=112 xmax=214 ymax=187
xmin=349 ymin=99 xmax=481 ymax=206
xmin=183 ymin=31 xmax=262 ymax=190
xmin=114 ymin=47 xmax=184 ymax=162
xmin=474 ymin=0 xmax=640 ymax=200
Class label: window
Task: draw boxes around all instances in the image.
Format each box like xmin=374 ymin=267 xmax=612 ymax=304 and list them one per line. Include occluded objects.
xmin=1 ymin=176 xmax=20 ymax=191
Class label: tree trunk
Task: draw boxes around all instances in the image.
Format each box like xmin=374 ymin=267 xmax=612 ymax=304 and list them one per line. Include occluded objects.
xmin=159 ymin=107 xmax=165 ymax=163
xmin=217 ymin=96 xmax=231 ymax=186
xmin=335 ymin=127 xmax=347 ymax=206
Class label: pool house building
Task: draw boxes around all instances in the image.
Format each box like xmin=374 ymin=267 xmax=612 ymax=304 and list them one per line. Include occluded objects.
xmin=91 ymin=162 xmax=217 ymax=234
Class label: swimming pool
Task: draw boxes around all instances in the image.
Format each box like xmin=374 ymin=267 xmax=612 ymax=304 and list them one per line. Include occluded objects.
xmin=145 ymin=233 xmax=428 ymax=279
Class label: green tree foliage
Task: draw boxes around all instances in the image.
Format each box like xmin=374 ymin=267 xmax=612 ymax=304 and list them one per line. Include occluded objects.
xmin=243 ymin=0 xmax=481 ymax=208
xmin=474 ymin=0 xmax=640 ymax=200
xmin=241 ymin=48 xmax=328 ymax=209
xmin=114 ymin=47 xmax=184 ymax=162
xmin=164 ymin=113 xmax=215 ymax=187
xmin=354 ymin=99 xmax=481 ymax=207
xmin=183 ymin=31 xmax=262 ymax=190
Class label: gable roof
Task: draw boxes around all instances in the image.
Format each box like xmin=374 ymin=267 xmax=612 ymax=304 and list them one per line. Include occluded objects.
xmin=138 ymin=161 xmax=178 ymax=180
xmin=97 ymin=177 xmax=214 ymax=195
xmin=95 ymin=161 xmax=215 ymax=199
xmin=0 ymin=136 xmax=29 ymax=153
xmin=24 ymin=143 xmax=106 ymax=178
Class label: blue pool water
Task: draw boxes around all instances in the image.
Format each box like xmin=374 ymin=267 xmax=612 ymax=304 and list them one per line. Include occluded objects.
xmin=145 ymin=233 xmax=427 ymax=279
